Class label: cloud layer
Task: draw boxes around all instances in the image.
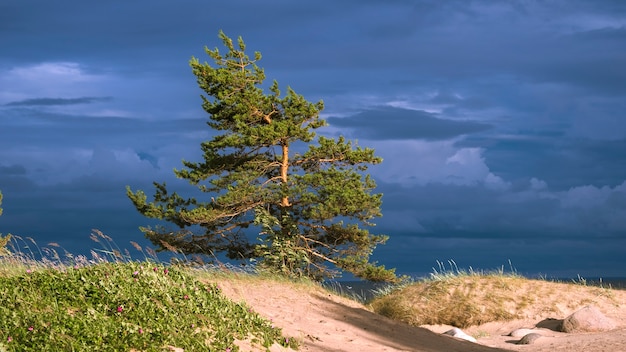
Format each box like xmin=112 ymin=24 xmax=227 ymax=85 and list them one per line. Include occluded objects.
xmin=1 ymin=0 xmax=625 ymax=277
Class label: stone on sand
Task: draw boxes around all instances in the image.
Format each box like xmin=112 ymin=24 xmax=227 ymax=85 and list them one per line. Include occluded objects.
xmin=560 ymin=305 xmax=616 ymax=333
xmin=516 ymin=333 xmax=542 ymax=345
xmin=443 ymin=327 xmax=477 ymax=343
xmin=508 ymin=328 xmax=542 ymax=338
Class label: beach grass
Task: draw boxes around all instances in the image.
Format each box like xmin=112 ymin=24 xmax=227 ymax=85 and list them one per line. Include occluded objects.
xmin=368 ymin=260 xmax=619 ymax=329
xmin=0 ymin=232 xmax=298 ymax=352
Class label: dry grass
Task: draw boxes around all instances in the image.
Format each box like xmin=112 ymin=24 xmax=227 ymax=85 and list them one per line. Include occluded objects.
xmin=369 ymin=263 xmax=621 ymax=329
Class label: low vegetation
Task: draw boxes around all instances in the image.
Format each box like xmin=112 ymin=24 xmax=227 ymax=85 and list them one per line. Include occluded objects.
xmin=0 ymin=230 xmax=621 ymax=350
xmin=0 ymin=233 xmax=298 ymax=352
xmin=369 ymin=260 xmax=619 ymax=329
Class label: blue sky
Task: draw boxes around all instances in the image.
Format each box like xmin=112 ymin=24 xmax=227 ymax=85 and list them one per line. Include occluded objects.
xmin=1 ymin=0 xmax=625 ymax=278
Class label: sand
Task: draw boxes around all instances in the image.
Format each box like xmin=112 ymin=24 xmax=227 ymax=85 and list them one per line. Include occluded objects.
xmin=213 ymin=278 xmax=626 ymax=352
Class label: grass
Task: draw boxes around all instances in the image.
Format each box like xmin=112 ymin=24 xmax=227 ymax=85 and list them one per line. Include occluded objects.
xmin=0 ymin=232 xmax=298 ymax=352
xmin=368 ymin=260 xmax=621 ymax=329
xmin=1 ymin=231 xmax=622 ymax=350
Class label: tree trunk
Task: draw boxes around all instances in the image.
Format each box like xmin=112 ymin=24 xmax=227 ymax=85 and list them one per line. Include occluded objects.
xmin=280 ymin=142 xmax=291 ymax=207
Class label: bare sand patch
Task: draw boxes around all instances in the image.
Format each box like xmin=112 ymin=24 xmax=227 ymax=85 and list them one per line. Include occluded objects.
xmin=207 ymin=275 xmax=626 ymax=352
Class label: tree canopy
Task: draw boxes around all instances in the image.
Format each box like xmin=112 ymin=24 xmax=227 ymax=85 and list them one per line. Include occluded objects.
xmin=127 ymin=31 xmax=397 ymax=282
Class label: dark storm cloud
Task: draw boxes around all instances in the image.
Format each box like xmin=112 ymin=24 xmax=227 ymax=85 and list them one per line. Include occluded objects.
xmin=5 ymin=97 xmax=112 ymax=106
xmin=0 ymin=176 xmax=157 ymax=255
xmin=0 ymin=172 xmax=36 ymax=192
xmin=0 ymin=1 xmax=197 ymax=60
xmin=323 ymin=1 xmax=626 ymax=96
xmin=462 ymin=135 xmax=626 ymax=190
xmin=2 ymin=0 xmax=626 ymax=277
xmin=1 ymin=0 xmax=324 ymax=70
xmin=0 ymin=164 xmax=26 ymax=175
xmin=523 ymin=27 xmax=626 ymax=95
xmin=0 ymin=107 xmax=206 ymax=147
xmin=0 ymin=104 xmax=209 ymax=191
xmin=137 ymin=152 xmax=160 ymax=169
xmin=371 ymin=178 xmax=626 ymax=267
xmin=328 ymin=107 xmax=491 ymax=141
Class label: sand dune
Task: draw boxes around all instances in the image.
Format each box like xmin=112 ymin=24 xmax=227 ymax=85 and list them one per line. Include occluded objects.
xmin=213 ymin=277 xmax=626 ymax=352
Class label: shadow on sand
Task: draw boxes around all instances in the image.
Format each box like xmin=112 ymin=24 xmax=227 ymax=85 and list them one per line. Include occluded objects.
xmin=310 ymin=293 xmax=513 ymax=352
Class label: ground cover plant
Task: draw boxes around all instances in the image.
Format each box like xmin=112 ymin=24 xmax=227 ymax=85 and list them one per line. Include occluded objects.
xmin=0 ymin=235 xmax=297 ymax=352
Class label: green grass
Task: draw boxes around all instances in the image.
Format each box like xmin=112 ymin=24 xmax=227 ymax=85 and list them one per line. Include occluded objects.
xmin=0 ymin=234 xmax=298 ymax=352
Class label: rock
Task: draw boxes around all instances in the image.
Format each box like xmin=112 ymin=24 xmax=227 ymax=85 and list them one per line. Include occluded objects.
xmin=536 ymin=317 xmax=563 ymax=331
xmin=516 ymin=333 xmax=542 ymax=345
xmin=509 ymin=328 xmax=541 ymax=338
xmin=560 ymin=305 xmax=616 ymax=333
xmin=443 ymin=327 xmax=477 ymax=343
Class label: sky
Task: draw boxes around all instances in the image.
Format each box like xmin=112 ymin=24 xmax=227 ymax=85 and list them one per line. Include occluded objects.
xmin=1 ymin=0 xmax=625 ymax=279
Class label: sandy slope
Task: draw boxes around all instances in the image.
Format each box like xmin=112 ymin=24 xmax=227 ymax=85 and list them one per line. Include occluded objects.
xmin=211 ymin=277 xmax=626 ymax=352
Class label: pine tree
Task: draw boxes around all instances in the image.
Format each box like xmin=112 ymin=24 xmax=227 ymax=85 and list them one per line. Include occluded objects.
xmin=127 ymin=31 xmax=397 ymax=282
